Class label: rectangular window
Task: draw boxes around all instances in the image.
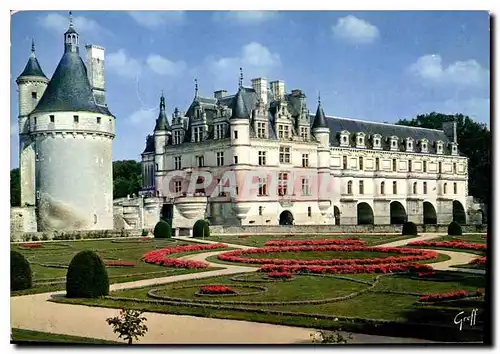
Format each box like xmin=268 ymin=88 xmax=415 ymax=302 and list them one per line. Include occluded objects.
xmin=302 ymin=178 xmax=310 ymax=196
xmin=50 ymin=115 xmax=55 ymax=123
xmin=216 ymin=152 xmax=224 ymax=167
xmin=234 ymin=156 xmax=238 ymax=164
xmin=343 ymin=156 xmax=348 ymax=170
xmin=279 ymin=146 xmax=291 ymax=164
xmin=408 ymin=160 xmax=412 ymax=172
xmin=257 ymin=122 xmax=266 ymax=138
xmin=423 ymin=161 xmax=427 ymax=173
xmin=375 ymin=158 xmax=380 ymax=171
xmin=439 ymin=162 xmax=442 ymax=174
xmin=392 ymin=159 xmax=397 ymax=172
xmin=302 ymin=154 xmax=309 ymax=168
xmin=359 ymin=157 xmax=363 ymax=170
xmin=300 ymin=127 xmax=308 ymax=140
xmin=454 ymin=182 xmax=458 ymax=194
xmin=259 ymin=206 xmax=263 ymax=216
xmin=283 ymin=126 xmax=290 ymax=139
xmin=174 ymin=156 xmax=182 ymax=170
xmin=307 ymin=206 xmax=312 ymax=217
xmin=234 ymin=130 xmax=238 ymax=139
xmin=174 ymin=130 xmax=182 ymax=145
xmin=278 ymin=124 xmax=284 ymax=139
xmin=73 ymin=115 xmax=79 ymax=123
xmin=215 ymin=124 xmax=225 ymax=140
xmin=278 ymin=173 xmax=288 ymax=196
xmin=96 ymin=117 xmax=101 ymax=124
xmin=258 ymin=151 xmax=266 ymax=166
xmin=174 ymin=181 xmax=182 ymax=193
xmin=33 ymin=117 xmax=37 ymax=125
xmin=31 ymin=92 xmax=37 ymax=99
xmin=453 ymin=163 xmax=457 ymax=174
xmin=359 ymin=181 xmax=364 ymax=195
xmin=258 ymin=177 xmax=267 ymax=196
xmin=193 ymin=127 xmax=203 ymax=142
xmin=197 ymin=155 xmax=204 ymax=167
xmin=393 ymin=181 xmax=397 ymax=194
xmin=423 ymin=182 xmax=427 ymax=194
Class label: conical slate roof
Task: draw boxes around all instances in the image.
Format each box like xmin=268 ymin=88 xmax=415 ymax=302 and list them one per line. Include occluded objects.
xmin=154 ymin=95 xmax=171 ymax=131
xmin=312 ymin=102 xmax=327 ymax=129
xmin=230 ymin=88 xmax=248 ymax=119
xmin=17 ymin=40 xmax=47 ymax=80
xmin=31 ymin=51 xmax=112 ymax=116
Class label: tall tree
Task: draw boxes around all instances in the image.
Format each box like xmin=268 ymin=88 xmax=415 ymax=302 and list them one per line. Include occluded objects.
xmin=397 ymin=112 xmax=491 ymax=207
xmin=10 ymin=168 xmax=20 ymax=207
xmin=112 ymin=160 xmax=142 ymax=199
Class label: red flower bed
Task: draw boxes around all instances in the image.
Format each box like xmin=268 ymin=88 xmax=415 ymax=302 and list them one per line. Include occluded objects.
xmin=22 ymin=243 xmax=42 ymax=248
xmin=238 ymin=235 xmax=249 ymax=238
xmin=469 ymin=257 xmax=486 ymax=266
xmin=265 ymin=239 xmax=365 ymax=247
xmin=419 ymin=289 xmax=474 ymax=302
xmin=258 ymin=263 xmax=434 ymax=275
xmin=199 ymin=285 xmax=235 ymax=294
xmin=267 ymin=271 xmax=293 ymax=279
xmin=218 ymin=245 xmax=437 ymax=266
xmin=407 ymin=240 xmax=486 ymax=251
xmin=142 ymin=243 xmax=228 ymax=269
xmin=104 ymin=260 xmax=136 ymax=267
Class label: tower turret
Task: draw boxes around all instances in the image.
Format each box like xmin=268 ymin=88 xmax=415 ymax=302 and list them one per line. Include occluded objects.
xmin=154 ymin=93 xmax=170 ymax=195
xmin=64 ymin=11 xmax=79 ymax=54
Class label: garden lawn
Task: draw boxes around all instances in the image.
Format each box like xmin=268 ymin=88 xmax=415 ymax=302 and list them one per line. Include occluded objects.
xmin=427 ymin=235 xmax=486 ymax=244
xmin=11 ymin=328 xmax=121 ymax=344
xmin=11 ymin=238 xmax=222 ymax=296
xmin=204 ymin=234 xmax=416 ymax=248
xmin=54 ymin=270 xmax=485 ymax=342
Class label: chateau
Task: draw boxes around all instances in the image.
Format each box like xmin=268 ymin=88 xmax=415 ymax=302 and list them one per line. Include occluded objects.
xmin=13 ymin=14 xmax=115 ymax=232
xmin=134 ymin=74 xmax=481 ymax=232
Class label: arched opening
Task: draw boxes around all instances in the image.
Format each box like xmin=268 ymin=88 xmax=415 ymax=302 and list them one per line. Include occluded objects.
xmin=195 ymin=176 xmax=205 ymax=195
xmin=357 ymin=202 xmax=374 ymax=225
xmin=279 ymin=210 xmax=294 ymax=225
xmin=423 ymin=201 xmax=437 ymax=225
xmin=452 ymin=200 xmax=466 ymax=225
xmin=334 ymin=206 xmax=341 ymax=225
xmin=390 ymin=201 xmax=407 ymax=225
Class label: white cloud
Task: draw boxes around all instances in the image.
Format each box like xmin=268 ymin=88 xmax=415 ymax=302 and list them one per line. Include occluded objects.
xmin=128 ymin=108 xmax=157 ymax=125
xmin=107 ymin=49 xmax=142 ymax=79
xmin=128 ymin=11 xmax=185 ymax=29
xmin=332 ymin=15 xmax=380 ymax=44
xmin=207 ymin=42 xmax=281 ymax=81
xmin=38 ymin=12 xmax=108 ymax=37
xmin=146 ymin=54 xmax=187 ymax=76
xmin=409 ymin=54 xmax=489 ymax=87
xmin=213 ymin=11 xmax=278 ymax=24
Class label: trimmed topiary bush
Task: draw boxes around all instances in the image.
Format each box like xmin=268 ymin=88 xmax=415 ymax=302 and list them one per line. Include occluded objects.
xmin=193 ymin=219 xmax=210 ymax=238
xmin=448 ymin=221 xmax=463 ymax=236
xmin=141 ymin=230 xmax=149 ymax=236
xmin=402 ymin=221 xmax=418 ymax=236
xmin=153 ymin=220 xmax=171 ymax=239
xmin=66 ymin=250 xmax=109 ymax=298
xmin=11 ymin=251 xmax=32 ymax=291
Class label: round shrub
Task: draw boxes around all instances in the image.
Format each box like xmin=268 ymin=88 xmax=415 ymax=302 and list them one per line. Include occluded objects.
xmin=11 ymin=251 xmax=32 ymax=291
xmin=448 ymin=221 xmax=463 ymax=236
xmin=153 ymin=220 xmax=172 ymax=239
xmin=141 ymin=229 xmax=149 ymax=236
xmin=193 ymin=219 xmax=210 ymax=238
xmin=402 ymin=221 xmax=418 ymax=236
xmin=66 ymin=250 xmax=109 ymax=298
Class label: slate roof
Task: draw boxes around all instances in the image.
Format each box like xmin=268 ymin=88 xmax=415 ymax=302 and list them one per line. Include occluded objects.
xmin=143 ymin=134 xmax=155 ymax=154
xmin=312 ymin=103 xmax=327 ymax=129
xmin=18 ymin=54 xmax=47 ymax=80
xmin=31 ymin=51 xmax=112 ymax=116
xmin=154 ymin=95 xmax=171 ymax=131
xmin=312 ymin=115 xmax=451 ymax=153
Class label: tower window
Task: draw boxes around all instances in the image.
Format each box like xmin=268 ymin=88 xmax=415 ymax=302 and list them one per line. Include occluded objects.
xmin=380 ymin=182 xmax=385 ymax=195
xmin=307 ymin=207 xmax=312 ymax=217
xmin=259 ymin=206 xmax=263 ymax=216
xmin=50 ymin=115 xmax=55 ymax=123
xmin=97 ymin=117 xmax=101 ymax=124
xmin=74 ymin=115 xmax=79 ymax=123
xmin=423 ymin=182 xmax=427 ymax=194
xmin=408 ymin=160 xmax=412 ymax=172
xmin=359 ymin=181 xmax=364 ymax=195
xmin=234 ymin=130 xmax=238 ymax=139
xmin=234 ymin=156 xmax=238 ymax=164
xmin=33 ymin=117 xmax=37 ymax=125
xmin=423 ymin=161 xmax=427 ymax=172
xmin=343 ymin=156 xmax=348 ymax=170
xmin=375 ymin=157 xmax=380 ymax=171
xmin=393 ymin=181 xmax=397 ymax=194
xmin=359 ymin=157 xmax=363 ymax=170
xmin=392 ymin=159 xmax=397 ymax=172
xmin=347 ymin=181 xmax=353 ymax=195
xmin=31 ymin=92 xmax=37 ymax=99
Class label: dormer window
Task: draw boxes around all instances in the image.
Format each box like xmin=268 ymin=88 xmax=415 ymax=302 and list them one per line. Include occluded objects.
xmin=436 ymin=140 xmax=444 ymax=155
xmin=215 ymin=123 xmax=226 ymax=140
xmin=420 ymin=139 xmax=429 ymax=153
xmin=257 ymin=122 xmax=267 ymax=139
xmin=405 ymin=137 xmax=414 ymax=152
xmin=193 ymin=126 xmax=203 ymax=142
xmin=389 ymin=136 xmax=399 ymax=151
xmin=356 ymin=132 xmax=366 ymax=149
xmin=450 ymin=142 xmax=458 ymax=155
xmin=300 ymin=126 xmax=308 ymax=140
xmin=340 ymin=130 xmax=350 ymax=147
xmin=278 ymin=124 xmax=290 ymax=139
xmin=173 ymin=130 xmax=182 ymax=145
xmin=372 ymin=134 xmax=382 ymax=149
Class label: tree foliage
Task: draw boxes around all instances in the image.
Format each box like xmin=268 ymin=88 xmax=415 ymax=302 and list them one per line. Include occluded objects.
xmin=106 ymin=309 xmax=148 ymax=344
xmin=10 ymin=168 xmax=20 ymax=207
xmin=113 ymin=160 xmax=142 ymax=199
xmin=397 ymin=112 xmax=491 ymax=207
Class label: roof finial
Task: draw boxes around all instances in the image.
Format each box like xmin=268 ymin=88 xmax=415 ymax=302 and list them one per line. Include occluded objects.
xmin=161 ymin=89 xmax=164 ymax=98
xmin=318 ymin=91 xmax=321 ymax=105
xmin=31 ymin=37 xmax=35 ymax=53
xmin=194 ymin=78 xmax=198 ymax=97
xmin=239 ymin=67 xmax=243 ymax=88
xmin=69 ymin=11 xmax=73 ymax=26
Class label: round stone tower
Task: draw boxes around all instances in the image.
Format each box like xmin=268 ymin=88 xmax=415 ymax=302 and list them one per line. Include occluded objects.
xmin=21 ymin=13 xmax=115 ymax=231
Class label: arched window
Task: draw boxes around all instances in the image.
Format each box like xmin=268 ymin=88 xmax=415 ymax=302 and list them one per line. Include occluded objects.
xmin=413 ymin=182 xmax=417 ymax=194
xmin=347 ymin=181 xmax=353 ymax=195
xmin=380 ymin=182 xmax=385 ymax=195
xmin=393 ymin=181 xmax=397 ymax=194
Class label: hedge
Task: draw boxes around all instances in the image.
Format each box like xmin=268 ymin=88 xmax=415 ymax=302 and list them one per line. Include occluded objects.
xmin=402 ymin=222 xmax=418 ymax=236
xmin=448 ymin=221 xmax=462 ymax=236
xmin=11 ymin=251 xmax=32 ymax=291
xmin=154 ymin=220 xmax=172 ymax=239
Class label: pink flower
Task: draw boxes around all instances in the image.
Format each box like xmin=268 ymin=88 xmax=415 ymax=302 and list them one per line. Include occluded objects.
xmin=199 ymin=285 xmax=235 ymax=294
xmin=142 ymin=243 xmax=228 ymax=269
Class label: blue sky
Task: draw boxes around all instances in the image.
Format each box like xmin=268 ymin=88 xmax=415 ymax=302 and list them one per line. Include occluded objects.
xmin=10 ymin=10 xmax=490 ymax=168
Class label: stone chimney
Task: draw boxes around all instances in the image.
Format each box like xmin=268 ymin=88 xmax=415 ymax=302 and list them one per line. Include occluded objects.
xmin=270 ymin=80 xmax=285 ymax=101
xmin=214 ymin=90 xmax=227 ymax=99
xmin=442 ymin=121 xmax=458 ymax=143
xmin=251 ymin=77 xmax=268 ymax=106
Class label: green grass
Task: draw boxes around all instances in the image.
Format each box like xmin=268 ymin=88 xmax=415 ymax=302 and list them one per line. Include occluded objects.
xmin=11 ymin=238 xmax=224 ymax=295
xmin=204 ymin=234 xmax=417 ymax=248
xmin=429 ymin=235 xmax=487 ymax=244
xmin=451 ymin=264 xmax=486 ymax=270
xmin=53 ymin=270 xmax=485 ymax=342
xmin=11 ymin=328 xmax=121 ymax=344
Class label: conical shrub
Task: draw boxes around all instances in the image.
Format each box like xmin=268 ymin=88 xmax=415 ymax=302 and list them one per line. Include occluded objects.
xmin=66 ymin=250 xmax=109 ymax=298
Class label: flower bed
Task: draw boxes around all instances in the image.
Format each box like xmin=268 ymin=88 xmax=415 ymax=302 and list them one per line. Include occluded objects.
xmin=419 ymin=289 xmax=484 ymax=303
xmin=22 ymin=243 xmax=42 ymax=248
xmin=265 ymin=239 xmax=365 ymax=247
xmin=407 ymin=240 xmax=486 ymax=251
xmin=218 ymin=245 xmax=437 ymax=266
xmin=104 ymin=260 xmax=136 ymax=267
xmin=469 ymin=257 xmax=486 ymax=266
xmin=258 ymin=263 xmax=434 ymax=275
xmin=142 ymin=243 xmax=228 ymax=269
xmin=267 ymin=271 xmax=293 ymax=279
xmin=199 ymin=285 xmax=236 ymax=295
xmin=416 ymin=271 xmax=436 ymax=277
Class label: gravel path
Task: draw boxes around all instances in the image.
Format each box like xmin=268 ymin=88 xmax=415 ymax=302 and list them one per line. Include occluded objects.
xmin=11 ymin=233 xmax=484 ymax=344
